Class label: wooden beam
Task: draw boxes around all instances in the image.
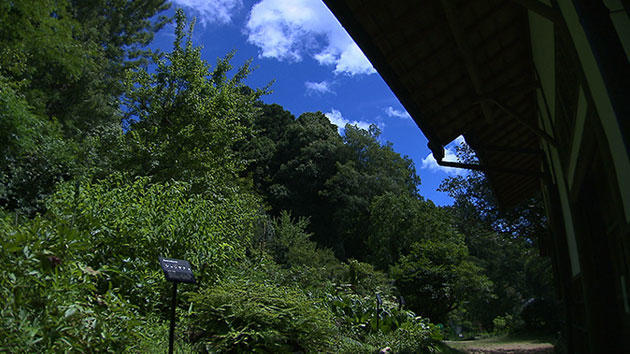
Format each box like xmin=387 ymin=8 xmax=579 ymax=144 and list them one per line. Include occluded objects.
xmin=510 ymin=0 xmax=562 ymax=22
xmin=433 ymin=80 xmax=538 ymax=119
xmin=480 ymin=97 xmax=556 ymax=145
xmin=437 ymin=160 xmax=543 ymax=177
xmin=440 ymin=0 xmax=495 ymax=124
xmin=483 ymin=81 xmax=539 ymax=102
xmin=474 ymin=145 xmax=543 ymax=155
xmin=403 ymin=2 xmax=518 ymax=80
xmin=409 ymin=34 xmax=522 ymax=96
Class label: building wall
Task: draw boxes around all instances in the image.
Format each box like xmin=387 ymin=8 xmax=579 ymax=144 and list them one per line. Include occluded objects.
xmin=533 ymin=1 xmax=630 ymax=351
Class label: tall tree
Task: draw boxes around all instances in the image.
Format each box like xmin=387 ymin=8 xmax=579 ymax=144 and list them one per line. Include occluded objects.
xmin=391 ymin=233 xmax=492 ymax=324
xmin=0 ymin=0 xmax=169 ymax=213
xmin=119 ymin=9 xmax=264 ymax=193
xmin=439 ymin=144 xmax=547 ymax=244
xmin=439 ymin=142 xmax=557 ymax=329
xmin=242 ymin=106 xmax=343 ymax=241
xmin=366 ymin=192 xmax=492 ymax=324
xmin=322 ymin=125 xmax=420 ymax=258
xmin=0 ymin=0 xmax=170 ymax=134
xmin=245 ymin=113 xmax=423 ymax=258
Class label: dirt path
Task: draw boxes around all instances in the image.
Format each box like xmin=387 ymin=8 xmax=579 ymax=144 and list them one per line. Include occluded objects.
xmin=444 ymin=335 xmax=555 ymax=353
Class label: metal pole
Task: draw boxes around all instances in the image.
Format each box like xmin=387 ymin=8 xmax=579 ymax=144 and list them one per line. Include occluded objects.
xmin=169 ymin=282 xmax=178 ymax=354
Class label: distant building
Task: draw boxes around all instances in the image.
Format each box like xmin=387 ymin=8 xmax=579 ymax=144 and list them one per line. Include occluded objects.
xmin=324 ymin=0 xmax=630 ymax=351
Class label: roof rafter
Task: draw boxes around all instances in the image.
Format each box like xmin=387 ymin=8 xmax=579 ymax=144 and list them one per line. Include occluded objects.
xmin=440 ymin=0 xmax=495 ymax=125
xmin=479 ymin=98 xmax=556 ymax=145
xmin=445 ymin=80 xmax=537 ymax=111
xmin=509 ymin=0 xmax=561 ymax=22
xmin=436 ymin=160 xmax=542 ymax=177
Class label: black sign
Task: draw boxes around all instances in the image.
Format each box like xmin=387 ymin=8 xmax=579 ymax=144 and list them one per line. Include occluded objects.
xmin=159 ymin=257 xmax=196 ymax=284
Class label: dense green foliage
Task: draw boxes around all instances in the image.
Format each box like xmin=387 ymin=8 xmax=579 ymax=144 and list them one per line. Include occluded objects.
xmin=440 ymin=143 xmax=558 ymax=335
xmin=188 ymin=269 xmax=336 ymax=352
xmin=243 ymin=106 xmax=421 ymax=260
xmin=1 ymin=2 xmax=556 ymax=352
xmin=1 ymin=211 xmax=143 ymax=351
xmin=0 ymin=0 xmax=170 ymax=214
xmin=0 ymin=80 xmax=75 ymax=214
xmin=120 ymin=10 xmax=263 ymax=188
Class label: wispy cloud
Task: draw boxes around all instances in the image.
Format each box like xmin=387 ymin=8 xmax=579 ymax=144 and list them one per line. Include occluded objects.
xmin=420 ymin=136 xmax=468 ymax=175
xmin=245 ymin=0 xmax=375 ymax=75
xmin=384 ymin=106 xmax=411 ymax=119
xmin=172 ymin=0 xmax=243 ymax=26
xmin=305 ymin=80 xmax=334 ymax=95
xmin=325 ymin=109 xmax=372 ymax=132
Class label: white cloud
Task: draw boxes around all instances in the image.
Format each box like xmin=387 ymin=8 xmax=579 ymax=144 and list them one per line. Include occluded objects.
xmin=245 ymin=0 xmax=376 ymax=75
xmin=172 ymin=0 xmax=243 ymax=26
xmin=325 ymin=109 xmax=371 ymax=132
xmin=330 ymin=43 xmax=375 ymax=75
xmin=305 ymin=80 xmax=334 ymax=95
xmin=420 ymin=135 xmax=468 ymax=175
xmin=384 ymin=106 xmax=411 ymax=119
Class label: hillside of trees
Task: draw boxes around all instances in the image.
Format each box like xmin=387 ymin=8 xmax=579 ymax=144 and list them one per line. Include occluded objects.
xmin=1 ymin=2 xmax=557 ymax=352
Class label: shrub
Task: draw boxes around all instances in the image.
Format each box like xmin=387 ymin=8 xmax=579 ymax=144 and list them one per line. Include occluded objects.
xmin=342 ymin=258 xmax=392 ymax=295
xmin=266 ymin=211 xmax=339 ymax=270
xmin=327 ymin=290 xmax=428 ymax=335
xmin=186 ymin=274 xmax=335 ymax=352
xmin=0 ymin=79 xmax=76 ymax=215
xmin=492 ymin=313 xmax=523 ymax=334
xmin=1 ymin=174 xmax=263 ymax=351
xmin=45 ymin=176 xmax=261 ymax=311
xmin=0 ymin=212 xmax=146 ymax=351
xmin=376 ymin=319 xmax=443 ymax=353
xmin=520 ymin=297 xmax=558 ymax=332
xmin=337 ymin=317 xmax=443 ymax=353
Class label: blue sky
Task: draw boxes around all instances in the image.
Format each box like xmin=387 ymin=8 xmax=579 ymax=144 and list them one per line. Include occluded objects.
xmin=153 ymin=0 xmax=465 ymax=205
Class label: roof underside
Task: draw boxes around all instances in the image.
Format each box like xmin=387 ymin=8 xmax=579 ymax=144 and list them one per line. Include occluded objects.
xmin=325 ymin=0 xmax=543 ymax=207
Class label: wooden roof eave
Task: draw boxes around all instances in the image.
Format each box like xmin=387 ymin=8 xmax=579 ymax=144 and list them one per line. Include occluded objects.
xmin=323 ymin=0 xmax=444 ymax=147
xmin=324 ymin=0 xmax=544 ymax=208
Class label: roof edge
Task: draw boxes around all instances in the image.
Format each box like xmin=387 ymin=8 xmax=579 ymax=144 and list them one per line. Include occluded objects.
xmin=323 ymin=0 xmax=444 ymax=146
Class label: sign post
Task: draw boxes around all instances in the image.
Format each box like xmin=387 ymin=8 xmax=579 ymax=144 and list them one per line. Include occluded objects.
xmin=159 ymin=257 xmax=196 ymax=354
xmin=169 ymin=281 xmax=177 ymax=353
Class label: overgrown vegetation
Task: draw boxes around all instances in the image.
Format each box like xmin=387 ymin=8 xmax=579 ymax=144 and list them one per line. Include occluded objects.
xmin=1 ymin=1 xmax=557 ymax=352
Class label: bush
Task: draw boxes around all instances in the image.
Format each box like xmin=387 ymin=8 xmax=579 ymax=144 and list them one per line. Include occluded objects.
xmin=337 ymin=318 xmax=443 ymax=353
xmin=266 ymin=211 xmax=339 ymax=270
xmin=0 ymin=173 xmax=263 ymax=351
xmin=186 ymin=273 xmax=335 ymax=352
xmin=45 ymin=176 xmax=261 ymax=311
xmin=326 ymin=282 xmax=443 ymax=353
xmin=492 ymin=313 xmax=523 ymax=334
xmin=377 ymin=319 xmax=443 ymax=353
xmin=342 ymin=259 xmax=392 ymax=295
xmin=0 ymin=79 xmax=76 ymax=215
xmin=520 ymin=297 xmax=558 ymax=332
xmin=0 ymin=212 xmax=146 ymax=351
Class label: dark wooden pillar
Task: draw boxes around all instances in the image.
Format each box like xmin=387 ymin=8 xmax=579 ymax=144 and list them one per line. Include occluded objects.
xmin=571 ymin=0 xmax=630 ymax=152
xmin=573 ymin=165 xmax=624 ymax=352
